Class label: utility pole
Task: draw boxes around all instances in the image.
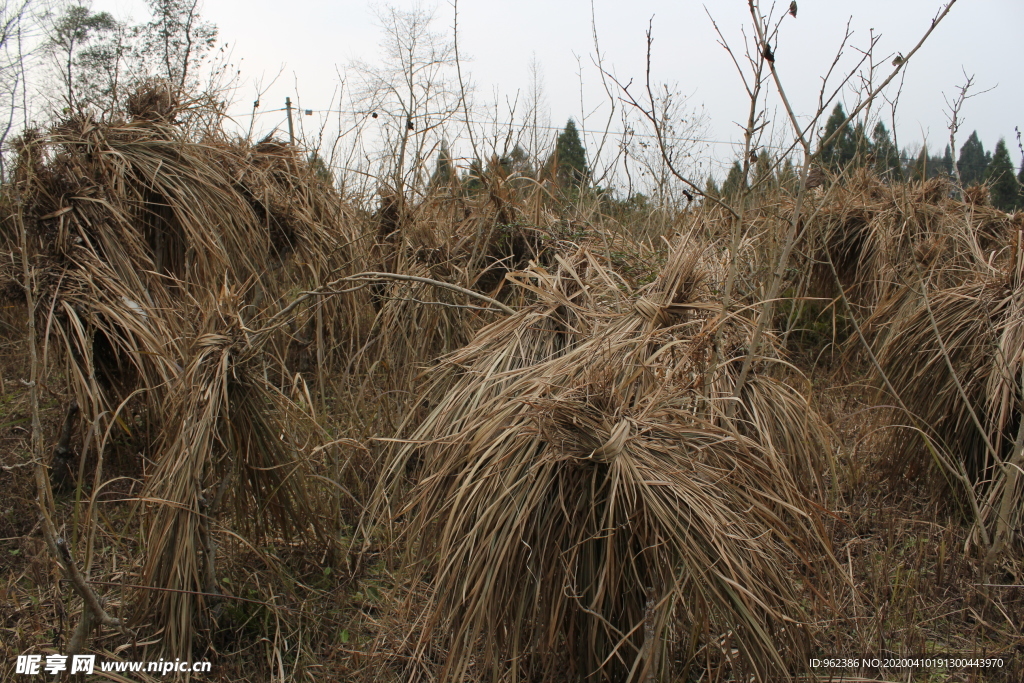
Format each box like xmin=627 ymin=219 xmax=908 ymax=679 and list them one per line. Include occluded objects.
xmin=285 ymin=97 xmax=295 ymax=145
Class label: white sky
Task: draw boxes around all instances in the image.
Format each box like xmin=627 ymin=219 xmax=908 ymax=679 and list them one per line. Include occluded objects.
xmin=92 ymin=0 xmax=1023 ymax=176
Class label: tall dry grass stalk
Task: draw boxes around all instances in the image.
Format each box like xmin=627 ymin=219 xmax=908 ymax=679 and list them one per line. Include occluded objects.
xmin=863 ymin=220 xmax=1024 ymax=555
xmin=359 ymin=168 xmax=552 ymax=361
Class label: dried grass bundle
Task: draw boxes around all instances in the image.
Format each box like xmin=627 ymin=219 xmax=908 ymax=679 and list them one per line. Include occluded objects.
xmin=356 ymin=172 xmax=555 ymax=389
xmin=137 ymin=286 xmax=318 ymax=655
xmin=0 ymin=101 xmax=372 ymax=656
xmin=381 ymin=242 xmax=828 ymax=681
xmin=866 ymin=248 xmax=1024 ymax=553
xmin=126 ymin=79 xmax=178 ymax=123
xmin=796 ymin=168 xmax=1015 ymax=307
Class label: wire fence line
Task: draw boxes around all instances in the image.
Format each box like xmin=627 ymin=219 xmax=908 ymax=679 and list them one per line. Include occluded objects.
xmin=220 ymin=102 xmax=800 ymax=199
xmin=226 ymin=104 xmax=795 ymax=153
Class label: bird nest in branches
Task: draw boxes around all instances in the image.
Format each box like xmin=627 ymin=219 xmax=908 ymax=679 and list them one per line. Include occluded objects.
xmin=126 ymin=79 xmax=178 ymax=122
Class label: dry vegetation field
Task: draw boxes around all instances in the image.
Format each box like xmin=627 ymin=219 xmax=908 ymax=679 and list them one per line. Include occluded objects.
xmin=3 ymin=33 xmax=1024 ymax=683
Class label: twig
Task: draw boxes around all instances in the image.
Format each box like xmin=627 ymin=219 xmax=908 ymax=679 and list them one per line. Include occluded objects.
xmin=261 ymin=270 xmax=515 ymax=335
xmin=49 ymin=399 xmax=78 ymax=491
xmin=943 ymin=71 xmax=994 ymax=190
xmin=451 ymin=0 xmax=479 ymax=165
xmin=729 ymin=0 xmax=960 ymax=407
xmin=605 ymin=20 xmax=740 ymax=219
xmin=815 ymin=1 xmax=960 ymax=157
xmin=54 ymin=537 xmax=127 ymax=632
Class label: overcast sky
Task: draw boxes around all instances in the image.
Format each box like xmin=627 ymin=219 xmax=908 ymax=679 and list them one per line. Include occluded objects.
xmin=93 ymin=0 xmax=1023 ymax=174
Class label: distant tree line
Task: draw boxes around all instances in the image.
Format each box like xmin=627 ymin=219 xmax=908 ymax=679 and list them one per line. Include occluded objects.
xmin=426 ymin=117 xmax=674 ymax=224
xmin=432 ymin=111 xmax=1024 ymax=217
xmin=431 ymin=117 xmax=590 ymax=193
xmin=707 ymin=103 xmax=1024 ymax=212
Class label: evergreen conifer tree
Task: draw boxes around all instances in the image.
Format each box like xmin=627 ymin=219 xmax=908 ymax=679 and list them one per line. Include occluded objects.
xmin=704 ymin=175 xmax=720 ymax=198
xmin=429 ymin=139 xmax=455 ymax=189
xmin=721 ymin=160 xmax=746 ymax=198
xmin=752 ymin=150 xmax=775 ymax=194
xmin=462 ymin=157 xmax=485 ymax=193
xmin=986 ymin=139 xmax=1018 ymax=211
xmin=911 ymin=146 xmax=929 ymax=182
xmin=941 ymin=145 xmax=953 ymax=176
xmin=776 ymin=157 xmax=798 ymax=192
xmin=307 ymin=152 xmax=334 ymax=185
xmin=498 ymin=145 xmax=531 ymax=177
xmin=852 ymin=121 xmax=869 ymax=163
xmin=552 ymin=118 xmax=588 ymax=188
xmin=957 ymin=131 xmax=989 ymax=186
xmin=819 ymin=103 xmax=856 ymax=171
xmin=870 ymin=122 xmax=901 ymax=180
